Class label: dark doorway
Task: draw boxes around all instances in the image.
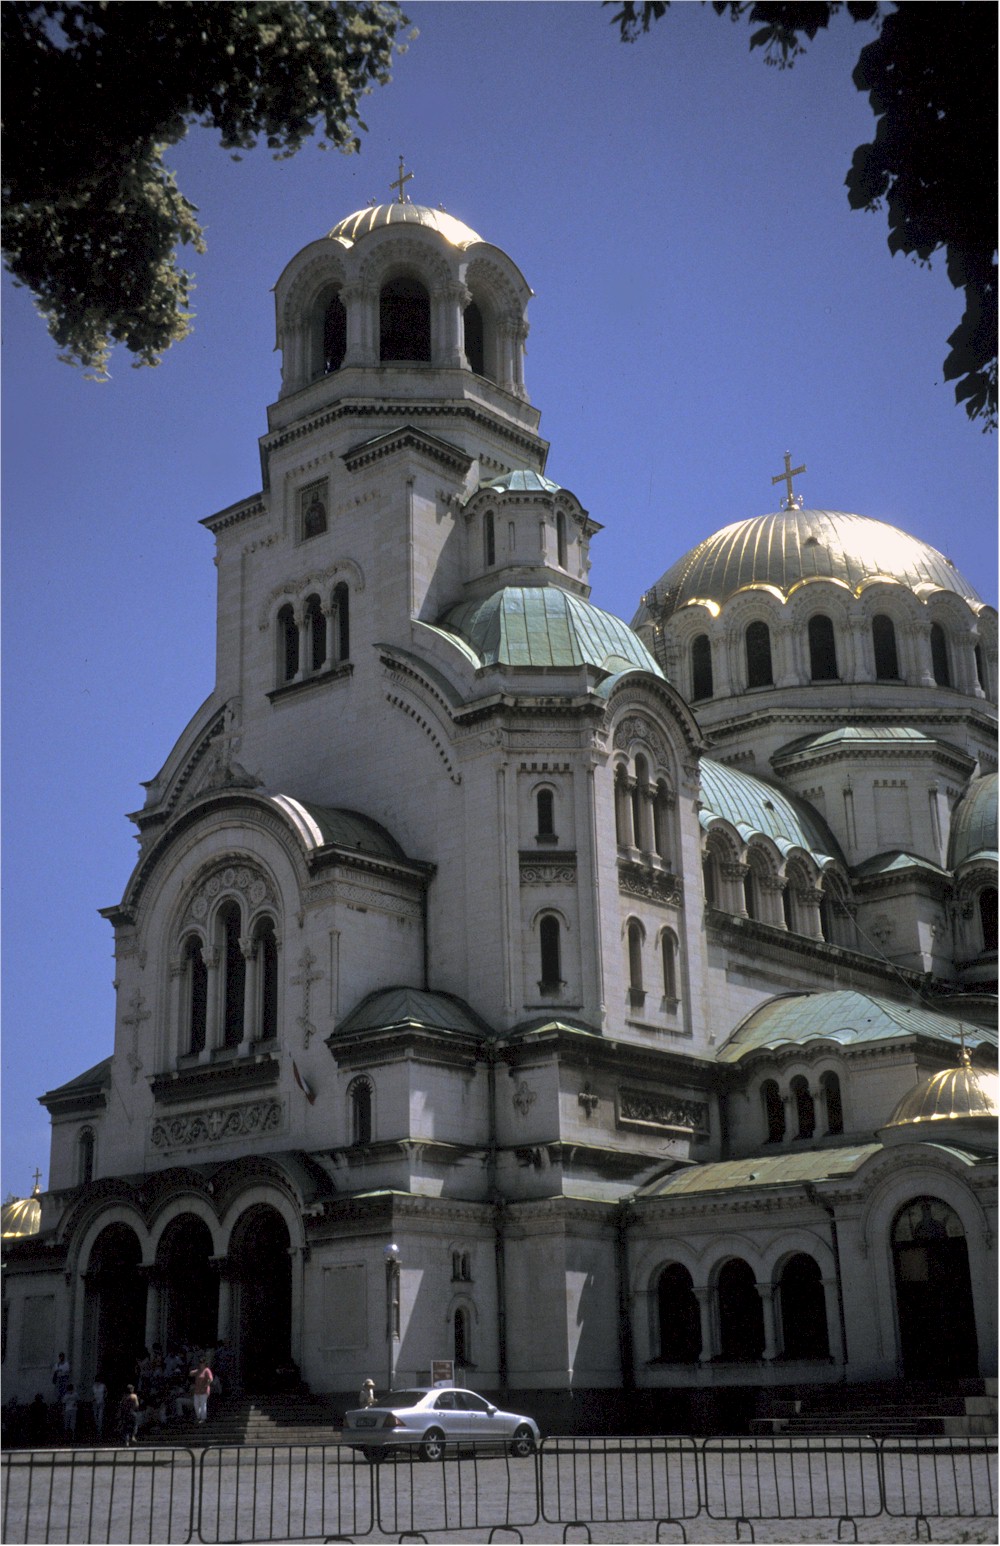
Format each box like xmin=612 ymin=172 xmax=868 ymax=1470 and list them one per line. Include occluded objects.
xmin=158 ymin=1214 xmax=218 ymax=1352
xmin=86 ymin=1223 xmax=146 ymax=1401
xmin=717 ymin=1258 xmax=765 ymax=1361
xmin=657 ymin=1263 xmax=701 ymax=1362
xmin=779 ymin=1253 xmax=830 ymax=1358
xmin=230 ymin=1205 xmax=292 ymax=1393
xmin=893 ymin=1196 xmax=978 ymax=1378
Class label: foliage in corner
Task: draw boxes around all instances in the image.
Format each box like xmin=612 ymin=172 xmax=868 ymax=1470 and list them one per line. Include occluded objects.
xmin=2 ymin=1 xmax=408 ymax=376
xmin=608 ymin=2 xmax=997 ymax=429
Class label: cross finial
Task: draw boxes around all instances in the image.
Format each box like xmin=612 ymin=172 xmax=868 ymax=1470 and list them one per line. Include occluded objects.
xmin=32 ymin=1167 xmax=42 ymax=1193
xmin=390 ymin=156 xmax=413 ymax=204
xmin=771 ymin=450 xmax=806 ymax=510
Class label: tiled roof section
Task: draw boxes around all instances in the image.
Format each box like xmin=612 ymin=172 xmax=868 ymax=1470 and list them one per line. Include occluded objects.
xmin=717 ymin=990 xmax=998 ymax=1063
xmin=949 ymin=774 xmax=998 ymax=868
xmin=439 ymin=587 xmax=663 ymax=675
xmin=328 ymin=203 xmax=481 ymax=247
xmin=268 ymin=798 xmax=405 ymax=861
xmin=635 ymin=509 xmax=982 ymax=624
xmin=637 ymin=1145 xmax=882 ymax=1196
xmin=333 ymin=987 xmax=492 ymax=1040
xmin=479 ymin=470 xmax=562 ymax=494
xmin=40 ymin=1057 xmax=112 ymax=1102
xmin=852 ymin=851 xmax=951 ymax=879
xmin=699 ymin=758 xmax=842 ymax=866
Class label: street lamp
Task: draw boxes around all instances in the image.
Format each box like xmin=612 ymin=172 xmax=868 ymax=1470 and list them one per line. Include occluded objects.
xmin=384 ymin=1242 xmax=400 ymax=1392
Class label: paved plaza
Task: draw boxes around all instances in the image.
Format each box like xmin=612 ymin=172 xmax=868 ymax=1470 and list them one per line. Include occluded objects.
xmin=2 ymin=1439 xmax=996 ymax=1545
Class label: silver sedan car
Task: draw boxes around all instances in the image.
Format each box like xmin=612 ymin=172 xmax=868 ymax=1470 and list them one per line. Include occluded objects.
xmin=343 ymin=1386 xmax=540 ymax=1460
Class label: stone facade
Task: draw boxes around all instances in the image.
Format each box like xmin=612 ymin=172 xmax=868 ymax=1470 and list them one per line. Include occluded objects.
xmin=3 ymin=202 xmax=996 ymax=1429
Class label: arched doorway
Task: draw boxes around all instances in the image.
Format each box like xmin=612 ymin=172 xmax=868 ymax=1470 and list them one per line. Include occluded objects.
xmin=84 ymin=1223 xmax=146 ymax=1401
xmin=893 ymin=1196 xmax=979 ymax=1378
xmin=157 ymin=1214 xmax=218 ymax=1353
xmin=657 ymin=1263 xmax=701 ymax=1362
xmin=229 ymin=1204 xmax=292 ymax=1393
xmin=717 ymin=1258 xmax=765 ymax=1361
xmin=778 ymin=1253 xmax=830 ymax=1359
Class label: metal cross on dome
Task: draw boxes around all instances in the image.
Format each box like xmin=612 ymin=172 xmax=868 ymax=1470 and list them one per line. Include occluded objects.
xmin=771 ymin=450 xmax=807 ymax=510
xmin=390 ymin=156 xmax=413 ymax=204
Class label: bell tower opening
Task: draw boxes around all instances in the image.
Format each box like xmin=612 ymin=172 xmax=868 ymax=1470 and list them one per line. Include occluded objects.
xmin=380 ymin=276 xmax=431 ymax=362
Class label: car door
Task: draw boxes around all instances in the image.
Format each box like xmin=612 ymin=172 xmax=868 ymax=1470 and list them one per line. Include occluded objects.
xmin=456 ymin=1389 xmax=503 ymax=1445
xmin=431 ymin=1389 xmax=465 ymax=1443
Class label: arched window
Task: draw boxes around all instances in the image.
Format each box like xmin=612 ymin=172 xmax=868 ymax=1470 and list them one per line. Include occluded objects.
xmin=820 ymin=1071 xmax=843 ymax=1135
xmin=782 ymin=884 xmax=793 ymax=931
xmin=872 ymin=614 xmax=900 ymax=679
xmin=219 ymin=901 xmax=245 ymax=1049
xmin=743 ymin=863 xmax=760 ymax=920
xmin=627 ymin=920 xmax=644 ymax=1007
xmin=661 ymin=929 xmax=678 ymax=1003
xmin=556 ymin=509 xmax=567 ymax=568
xmin=762 ymin=1079 xmax=785 ymax=1143
xmin=350 ymin=1079 xmax=373 ymax=1145
xmin=380 ymin=275 xmax=430 ymax=361
xmin=306 ymin=594 xmax=325 ymax=673
xmin=808 ymin=615 xmax=838 ymax=680
xmin=484 ymin=511 xmax=496 ymax=568
xmin=652 ymin=781 xmax=670 ymax=863
xmin=539 ymin=915 xmax=562 ymax=992
xmin=614 ymin=766 xmax=628 ymax=846
xmin=703 ymin=849 xmax=719 ymax=908
xmin=975 ymin=643 xmax=988 ymax=693
xmin=657 ymin=1264 xmax=701 ymax=1362
xmin=745 ymin=620 xmax=773 ymax=688
xmin=790 ymin=1075 xmax=815 ymax=1140
xmin=464 ymin=301 xmax=484 ymax=375
xmin=632 ymin=755 xmax=649 ymax=849
xmin=779 ymin=1254 xmax=829 ymax=1358
xmin=256 ymin=917 xmax=278 ymax=1042
xmin=333 ymin=583 xmax=350 ymax=663
xmin=78 ymin=1128 xmax=95 ymax=1186
xmin=930 ymin=622 xmax=951 ymax=686
xmin=717 ymin=1258 xmax=765 ymax=1361
xmin=278 ymin=604 xmax=298 ymax=684
xmin=536 ymin=788 xmax=555 ymax=841
xmin=454 ymin=1306 xmax=470 ymax=1366
xmin=691 ymin=634 xmax=713 ymax=700
xmin=183 ymin=935 xmax=207 ymax=1055
xmin=980 ymin=887 xmax=998 ymax=952
xmin=323 ymin=293 xmax=347 ymax=374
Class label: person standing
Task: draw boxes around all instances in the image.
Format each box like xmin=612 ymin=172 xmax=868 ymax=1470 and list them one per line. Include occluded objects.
xmin=52 ymin=1352 xmax=71 ymax=1401
xmin=359 ymin=1378 xmax=376 ymax=1407
xmin=119 ymin=1385 xmax=139 ymax=1447
xmin=91 ymin=1376 xmax=107 ymax=1439
xmin=190 ymin=1356 xmax=214 ymax=1425
xmin=61 ymin=1384 xmax=78 ymax=1442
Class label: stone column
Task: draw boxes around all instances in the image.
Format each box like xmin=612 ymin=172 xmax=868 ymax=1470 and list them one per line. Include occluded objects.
xmin=822 ymin=1276 xmax=844 ymax=1364
xmin=441 ymin=282 xmax=470 ymax=368
xmin=801 ymin=887 xmax=826 ymax=940
xmin=757 ymin=1283 xmax=778 ymax=1361
xmin=695 ymin=1287 xmax=715 ymax=1362
xmin=849 ymin=617 xmax=874 ymax=682
xmin=240 ymin=936 xmax=257 ymax=1053
xmin=512 ymin=319 xmax=529 ymax=397
xmin=724 ymin=861 xmax=750 ymax=917
xmin=289 ymin=1245 xmax=309 ymax=1373
xmin=615 ymin=775 xmax=635 ymax=850
xmin=324 ymin=601 xmax=337 ymax=666
xmin=295 ymin=606 xmax=309 ymax=680
xmin=138 ymin=1266 xmax=163 ymax=1352
xmin=914 ymin=625 xmax=936 ymax=686
xmin=341 ymin=283 xmax=375 ymax=368
xmin=773 ymin=624 xmax=799 ymax=688
xmin=635 ymin=786 xmax=655 ymax=856
xmin=202 ymin=946 xmax=221 ymax=1058
xmin=210 ymin=1257 xmax=233 ymax=1345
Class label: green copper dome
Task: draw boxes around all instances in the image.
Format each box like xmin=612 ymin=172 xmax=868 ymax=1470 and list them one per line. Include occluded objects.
xmin=949 ymin=774 xmax=999 ymax=869
xmin=440 ymin=587 xmax=663 ymax=674
xmin=479 ymin=470 xmax=562 ymax=495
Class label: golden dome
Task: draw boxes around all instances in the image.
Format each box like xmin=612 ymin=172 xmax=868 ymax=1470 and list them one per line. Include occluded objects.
xmin=1 ymin=1187 xmax=41 ymax=1240
xmin=887 ymin=1054 xmax=999 ymax=1128
xmin=328 ymin=203 xmax=482 ymax=248
xmin=637 ymin=509 xmax=983 ymax=624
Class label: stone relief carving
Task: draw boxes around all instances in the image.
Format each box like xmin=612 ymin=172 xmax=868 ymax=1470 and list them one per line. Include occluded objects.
xmin=151 ymin=1100 xmax=283 ymax=1150
xmin=613 ymin=714 xmax=668 ymax=766
xmin=512 ymin=1080 xmax=537 ymax=1117
xmin=291 ymin=947 xmax=323 ymax=1049
xmin=520 ymin=860 xmax=577 ymax=886
xmin=185 ymin=863 xmax=275 ymax=930
xmin=618 ymin=1088 xmax=708 ymax=1135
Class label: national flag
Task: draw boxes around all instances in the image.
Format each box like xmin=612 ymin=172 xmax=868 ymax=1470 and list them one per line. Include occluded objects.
xmin=292 ymin=1059 xmax=316 ymax=1104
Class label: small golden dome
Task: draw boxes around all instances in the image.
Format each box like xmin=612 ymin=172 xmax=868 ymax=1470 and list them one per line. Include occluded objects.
xmin=1 ymin=1185 xmax=41 ymax=1240
xmin=887 ymin=1053 xmax=999 ymax=1127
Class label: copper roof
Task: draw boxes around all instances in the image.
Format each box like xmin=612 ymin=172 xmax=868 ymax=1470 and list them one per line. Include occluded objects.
xmin=636 ymin=509 xmax=983 ymax=623
xmin=440 ymin=587 xmax=664 ymax=674
xmin=717 ymin=990 xmax=996 ymax=1062
xmin=949 ymin=774 xmax=999 ymax=869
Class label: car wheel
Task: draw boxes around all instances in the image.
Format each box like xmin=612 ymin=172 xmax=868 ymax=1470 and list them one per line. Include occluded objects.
xmin=420 ymin=1427 xmax=446 ymax=1462
xmin=509 ymin=1425 xmax=535 ymax=1458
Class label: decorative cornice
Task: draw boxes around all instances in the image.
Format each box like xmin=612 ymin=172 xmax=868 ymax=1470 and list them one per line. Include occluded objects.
xmin=150 ymin=1098 xmax=283 ymax=1152
xmin=262 ymin=399 xmax=546 ymax=465
xmin=618 ymin=859 xmax=683 ymax=906
xmin=200 ymin=496 xmax=267 ymax=535
xmin=342 ymin=424 xmax=474 ymax=475
xmin=149 ymin=1052 xmax=280 ymax=1106
xmin=617 ymin=1088 xmax=710 ymax=1137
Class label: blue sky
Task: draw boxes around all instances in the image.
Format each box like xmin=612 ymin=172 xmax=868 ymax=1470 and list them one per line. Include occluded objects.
xmin=2 ymin=2 xmax=995 ymax=1198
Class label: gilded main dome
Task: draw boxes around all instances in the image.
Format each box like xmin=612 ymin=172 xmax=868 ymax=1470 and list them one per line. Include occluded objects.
xmin=635 ymin=509 xmax=983 ymax=625
xmin=887 ymin=1055 xmax=999 ymax=1127
xmin=328 ymin=203 xmax=482 ymax=248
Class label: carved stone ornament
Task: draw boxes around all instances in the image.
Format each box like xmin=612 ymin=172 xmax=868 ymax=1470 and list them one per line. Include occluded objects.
xmin=613 ymin=715 xmax=668 ymax=767
xmin=617 ymin=1087 xmax=709 ymax=1136
xmin=186 ymin=864 xmax=274 ymax=929
xmin=520 ymin=860 xmax=577 ymax=886
xmin=151 ymin=1099 xmax=283 ymax=1151
xmin=617 ymin=862 xmax=683 ymax=906
xmin=512 ymin=1080 xmax=537 ymax=1118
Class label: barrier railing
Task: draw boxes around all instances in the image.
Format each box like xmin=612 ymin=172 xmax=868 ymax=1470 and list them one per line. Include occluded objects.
xmin=2 ymin=1433 xmax=996 ymax=1543
xmin=539 ymin=1435 xmax=700 ymax=1538
xmin=0 ymin=1448 xmax=196 ymax=1545
xmin=880 ymin=1436 xmax=997 ymax=1528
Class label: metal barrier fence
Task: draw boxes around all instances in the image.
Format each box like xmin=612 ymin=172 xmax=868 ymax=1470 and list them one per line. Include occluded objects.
xmin=2 ymin=1434 xmax=997 ymax=1543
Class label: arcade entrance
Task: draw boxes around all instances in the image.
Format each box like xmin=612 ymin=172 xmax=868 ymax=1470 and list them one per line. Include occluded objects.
xmin=84 ymin=1223 xmax=146 ymax=1399
xmin=229 ymin=1204 xmax=292 ymax=1392
xmin=893 ymin=1196 xmax=978 ymax=1379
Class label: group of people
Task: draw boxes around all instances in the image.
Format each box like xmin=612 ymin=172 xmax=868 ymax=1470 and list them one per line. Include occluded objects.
xmin=2 ymin=1342 xmax=237 ymax=1447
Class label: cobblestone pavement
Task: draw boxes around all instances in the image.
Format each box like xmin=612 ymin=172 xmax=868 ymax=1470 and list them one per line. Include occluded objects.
xmin=2 ymin=1438 xmax=996 ymax=1545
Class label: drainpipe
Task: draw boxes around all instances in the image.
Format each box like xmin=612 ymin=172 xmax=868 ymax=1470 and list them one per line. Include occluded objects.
xmin=486 ymin=1044 xmax=508 ymax=1396
xmin=804 ymin=1182 xmax=849 ymax=1374
xmin=615 ymin=1200 xmax=635 ymax=1393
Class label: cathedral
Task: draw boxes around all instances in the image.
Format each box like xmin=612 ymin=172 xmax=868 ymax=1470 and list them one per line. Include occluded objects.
xmin=3 ymin=193 xmax=997 ymax=1432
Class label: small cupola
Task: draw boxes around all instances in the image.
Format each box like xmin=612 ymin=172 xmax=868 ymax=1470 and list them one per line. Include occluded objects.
xmin=462 ymin=470 xmax=601 ymax=601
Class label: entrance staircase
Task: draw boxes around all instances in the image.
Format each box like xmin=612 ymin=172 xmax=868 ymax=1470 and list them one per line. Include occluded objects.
xmin=144 ymin=1395 xmax=341 ymax=1448
xmin=753 ymin=1379 xmax=997 ymax=1437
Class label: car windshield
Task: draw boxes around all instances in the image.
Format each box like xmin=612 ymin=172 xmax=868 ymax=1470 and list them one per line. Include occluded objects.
xmin=386 ymin=1390 xmax=429 ymax=1408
